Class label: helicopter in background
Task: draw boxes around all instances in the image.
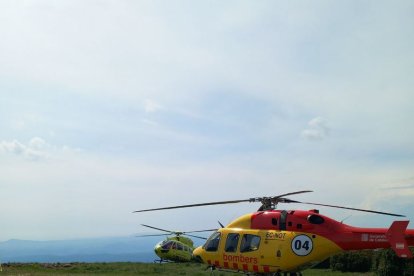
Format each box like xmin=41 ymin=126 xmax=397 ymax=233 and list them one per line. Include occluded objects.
xmin=134 ymin=191 xmax=414 ymax=276
xmin=137 ymin=224 xmax=216 ymax=263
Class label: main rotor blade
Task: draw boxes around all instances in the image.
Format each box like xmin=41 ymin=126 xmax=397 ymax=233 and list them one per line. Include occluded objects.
xmin=141 ymin=224 xmax=216 ymax=236
xmin=184 ymin=234 xmax=208 ymax=240
xmin=141 ymin=224 xmax=174 ymax=234
xmin=133 ymin=191 xmax=314 ymax=213
xmin=271 ymin=190 xmax=313 ymax=200
xmin=136 ymin=234 xmax=170 ymax=238
xmin=182 ymin=229 xmax=217 ymax=234
xmin=137 ymin=233 xmax=208 ymax=240
xmin=133 ymin=199 xmax=251 ymax=213
xmin=287 ymin=200 xmax=405 ymax=217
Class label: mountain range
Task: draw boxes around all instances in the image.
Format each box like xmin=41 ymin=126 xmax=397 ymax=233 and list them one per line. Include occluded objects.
xmin=0 ymin=236 xmax=160 ymax=263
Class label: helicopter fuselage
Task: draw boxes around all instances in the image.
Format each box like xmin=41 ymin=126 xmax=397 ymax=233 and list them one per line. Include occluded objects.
xmin=154 ymin=237 xmax=195 ymax=262
xmin=193 ymin=209 xmax=414 ymax=274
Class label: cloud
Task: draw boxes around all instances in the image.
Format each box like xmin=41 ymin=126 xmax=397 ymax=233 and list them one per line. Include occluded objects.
xmin=301 ymin=117 xmax=330 ymax=141
xmin=0 ymin=140 xmax=26 ymax=155
xmin=143 ymin=99 xmax=162 ymax=113
xmin=0 ymin=137 xmax=71 ymax=161
xmin=381 ymin=177 xmax=414 ymax=190
xmin=0 ymin=138 xmax=47 ymax=160
xmin=28 ymin=137 xmax=47 ymax=150
xmin=140 ymin=119 xmax=158 ymax=126
xmin=383 ymin=184 xmax=414 ymax=190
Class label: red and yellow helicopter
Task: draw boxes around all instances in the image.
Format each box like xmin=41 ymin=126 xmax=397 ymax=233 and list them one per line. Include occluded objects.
xmin=134 ymin=191 xmax=414 ymax=276
xmin=137 ymin=224 xmax=216 ymax=263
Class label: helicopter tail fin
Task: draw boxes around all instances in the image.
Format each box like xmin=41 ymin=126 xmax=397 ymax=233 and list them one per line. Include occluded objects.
xmin=387 ymin=221 xmax=412 ymax=258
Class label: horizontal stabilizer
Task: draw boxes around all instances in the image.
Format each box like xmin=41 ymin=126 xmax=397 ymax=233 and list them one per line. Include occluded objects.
xmin=387 ymin=221 xmax=412 ymax=258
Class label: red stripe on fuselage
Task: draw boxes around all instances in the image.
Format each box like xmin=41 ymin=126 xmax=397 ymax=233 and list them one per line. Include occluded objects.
xmin=251 ymin=210 xmax=414 ymax=253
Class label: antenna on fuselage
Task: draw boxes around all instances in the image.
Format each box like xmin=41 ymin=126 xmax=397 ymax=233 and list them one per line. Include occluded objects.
xmin=341 ymin=215 xmax=352 ymax=224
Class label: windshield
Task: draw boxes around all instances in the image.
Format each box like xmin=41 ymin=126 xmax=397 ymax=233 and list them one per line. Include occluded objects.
xmin=161 ymin=240 xmax=173 ymax=250
xmin=203 ymin=231 xmax=221 ymax=252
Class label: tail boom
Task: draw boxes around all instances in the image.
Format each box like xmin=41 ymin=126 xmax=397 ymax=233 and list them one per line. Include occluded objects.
xmin=335 ymin=221 xmax=414 ymax=258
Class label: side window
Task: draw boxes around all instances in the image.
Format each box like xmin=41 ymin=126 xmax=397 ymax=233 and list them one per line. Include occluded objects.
xmin=225 ymin=233 xmax=239 ymax=252
xmin=240 ymin=234 xmax=261 ymax=253
xmin=177 ymin=243 xmax=183 ymax=250
xmin=204 ymin=232 xmax=221 ymax=252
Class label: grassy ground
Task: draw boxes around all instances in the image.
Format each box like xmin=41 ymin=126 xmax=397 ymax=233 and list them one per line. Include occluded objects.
xmin=0 ymin=262 xmax=373 ymax=275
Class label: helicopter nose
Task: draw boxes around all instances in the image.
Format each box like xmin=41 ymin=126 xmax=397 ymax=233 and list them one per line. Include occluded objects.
xmin=154 ymin=245 xmax=163 ymax=257
xmin=192 ymin=246 xmax=205 ymax=263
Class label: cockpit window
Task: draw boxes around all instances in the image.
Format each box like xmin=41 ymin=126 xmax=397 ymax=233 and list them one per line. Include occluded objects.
xmin=225 ymin=233 xmax=239 ymax=252
xmin=240 ymin=234 xmax=261 ymax=253
xmin=161 ymin=241 xmax=173 ymax=250
xmin=307 ymin=214 xmax=325 ymax=224
xmin=204 ymin=232 xmax=221 ymax=252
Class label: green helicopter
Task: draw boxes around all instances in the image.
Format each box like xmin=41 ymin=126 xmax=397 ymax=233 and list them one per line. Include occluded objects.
xmin=138 ymin=224 xmax=216 ymax=263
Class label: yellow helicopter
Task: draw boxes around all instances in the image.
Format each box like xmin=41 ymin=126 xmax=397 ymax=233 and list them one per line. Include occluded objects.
xmin=137 ymin=224 xmax=216 ymax=263
xmin=134 ymin=191 xmax=413 ymax=276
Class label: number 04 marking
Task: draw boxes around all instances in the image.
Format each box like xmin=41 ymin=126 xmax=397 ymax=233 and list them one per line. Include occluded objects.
xmin=291 ymin=235 xmax=313 ymax=256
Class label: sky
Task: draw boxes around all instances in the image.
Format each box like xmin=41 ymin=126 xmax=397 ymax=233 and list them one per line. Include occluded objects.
xmin=0 ymin=0 xmax=413 ymax=241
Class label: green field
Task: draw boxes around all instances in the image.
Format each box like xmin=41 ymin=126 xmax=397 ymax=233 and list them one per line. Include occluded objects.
xmin=0 ymin=262 xmax=373 ymax=275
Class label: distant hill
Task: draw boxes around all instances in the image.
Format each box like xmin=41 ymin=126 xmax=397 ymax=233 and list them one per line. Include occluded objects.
xmin=0 ymin=236 xmax=160 ymax=263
